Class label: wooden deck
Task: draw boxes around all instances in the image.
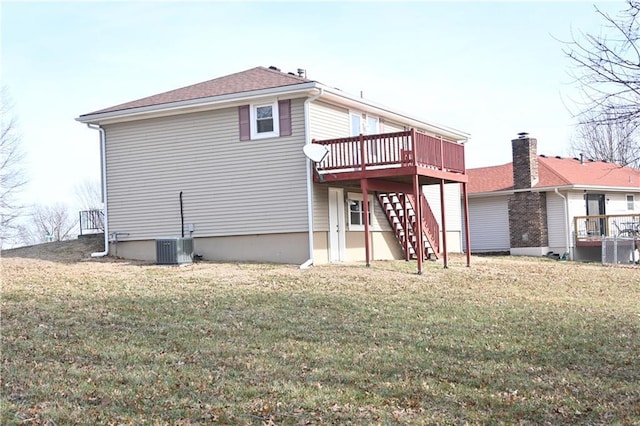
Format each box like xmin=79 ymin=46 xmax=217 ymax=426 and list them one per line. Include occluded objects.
xmin=574 ymin=214 xmax=640 ymax=246
xmin=312 ymin=129 xmax=470 ymax=273
xmin=313 ymin=129 xmax=467 ymax=185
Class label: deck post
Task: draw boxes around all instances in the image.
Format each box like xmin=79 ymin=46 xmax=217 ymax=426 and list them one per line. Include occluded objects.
xmin=439 ymin=179 xmax=448 ymax=268
xmin=462 ymin=182 xmax=471 ymax=267
xmin=413 ymin=173 xmax=423 ymax=274
xmin=359 ymin=133 xmax=366 ymax=170
xmin=361 ymin=178 xmax=371 ymax=267
xmin=410 ymin=128 xmax=417 ymax=167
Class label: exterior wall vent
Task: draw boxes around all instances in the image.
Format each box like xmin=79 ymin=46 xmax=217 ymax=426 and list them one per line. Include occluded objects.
xmin=156 ymin=237 xmax=194 ymax=265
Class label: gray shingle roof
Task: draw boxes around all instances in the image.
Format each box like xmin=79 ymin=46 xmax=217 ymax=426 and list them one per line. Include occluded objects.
xmin=82 ymin=66 xmax=311 ymax=116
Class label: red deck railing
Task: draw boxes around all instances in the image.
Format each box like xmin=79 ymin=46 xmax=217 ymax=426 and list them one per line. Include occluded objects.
xmin=314 ymin=129 xmax=465 ymax=174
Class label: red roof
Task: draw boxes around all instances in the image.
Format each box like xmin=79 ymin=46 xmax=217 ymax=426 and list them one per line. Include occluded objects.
xmin=82 ymin=66 xmax=311 ymax=116
xmin=468 ymin=156 xmax=640 ymax=194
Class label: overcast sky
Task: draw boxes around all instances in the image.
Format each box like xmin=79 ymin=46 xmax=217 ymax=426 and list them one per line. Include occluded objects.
xmin=1 ymin=1 xmax=626 ymax=213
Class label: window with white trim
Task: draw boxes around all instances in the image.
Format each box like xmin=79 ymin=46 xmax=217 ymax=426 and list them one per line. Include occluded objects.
xmin=366 ymin=116 xmax=379 ymax=134
xmin=348 ymin=199 xmax=370 ymax=227
xmin=250 ymin=101 xmax=280 ymax=139
xmin=349 ymin=111 xmax=379 ymax=136
xmin=627 ymin=194 xmax=635 ymax=210
xmin=350 ymin=112 xmax=363 ymax=136
xmin=347 ymin=192 xmax=378 ymax=230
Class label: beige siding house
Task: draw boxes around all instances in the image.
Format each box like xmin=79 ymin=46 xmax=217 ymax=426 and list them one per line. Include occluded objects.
xmin=78 ymin=66 xmax=470 ymax=268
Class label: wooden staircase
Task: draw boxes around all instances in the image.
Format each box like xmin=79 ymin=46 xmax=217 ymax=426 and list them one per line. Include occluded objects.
xmin=377 ymin=192 xmax=440 ymax=260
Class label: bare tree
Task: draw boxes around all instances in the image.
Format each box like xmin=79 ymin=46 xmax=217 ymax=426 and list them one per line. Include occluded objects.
xmin=564 ymin=1 xmax=640 ymax=126
xmin=27 ymin=203 xmax=77 ymax=243
xmin=74 ymin=178 xmax=102 ymax=211
xmin=571 ymin=113 xmax=640 ymax=168
xmin=14 ymin=222 xmax=40 ymax=247
xmin=0 ymin=88 xmax=27 ymax=247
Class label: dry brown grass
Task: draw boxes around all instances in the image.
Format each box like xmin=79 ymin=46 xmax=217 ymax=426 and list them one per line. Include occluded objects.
xmin=2 ymin=241 xmax=639 ymax=424
xmin=1 ymin=235 xmax=104 ymax=263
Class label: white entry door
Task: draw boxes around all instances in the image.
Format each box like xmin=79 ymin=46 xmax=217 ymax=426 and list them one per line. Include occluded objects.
xmin=328 ymin=187 xmax=346 ymax=262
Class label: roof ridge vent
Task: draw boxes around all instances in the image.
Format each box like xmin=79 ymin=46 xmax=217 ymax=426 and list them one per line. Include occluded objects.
xmin=268 ymin=65 xmax=281 ymax=72
xmin=555 ymin=155 xmax=562 ymax=159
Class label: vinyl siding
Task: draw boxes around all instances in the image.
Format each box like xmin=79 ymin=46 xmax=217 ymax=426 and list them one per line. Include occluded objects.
xmin=382 ymin=119 xmax=405 ymax=133
xmin=308 ymin=100 xmax=349 ymax=141
xmin=423 ymin=183 xmax=462 ymax=252
xmin=605 ymin=192 xmax=640 ymax=214
xmin=466 ymin=196 xmax=510 ymax=252
xmin=423 ymin=184 xmax=462 ymax=231
xmin=104 ymin=98 xmax=308 ymax=240
xmin=313 ymin=184 xmax=329 ymax=231
xmin=372 ymin=195 xmax=393 ymax=232
xmin=546 ymin=192 xmax=567 ymax=251
xmin=566 ymin=191 xmax=586 ymax=230
xmin=308 ymin=101 xmax=349 ymax=231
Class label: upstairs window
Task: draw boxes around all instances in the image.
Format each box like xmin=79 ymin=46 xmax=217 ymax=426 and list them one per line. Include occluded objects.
xmin=351 ymin=113 xmax=363 ymax=136
xmin=251 ymin=102 xmax=279 ymax=139
xmin=350 ymin=111 xmax=379 ymax=136
xmin=256 ymin=105 xmax=274 ymax=133
xmin=366 ymin=116 xmax=379 ymax=134
xmin=627 ymin=194 xmax=635 ymax=210
xmin=239 ymin=100 xmax=291 ymax=141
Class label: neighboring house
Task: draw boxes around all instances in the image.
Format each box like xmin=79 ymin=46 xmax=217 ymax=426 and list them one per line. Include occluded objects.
xmin=465 ymin=133 xmax=640 ymax=261
xmin=77 ymin=66 xmax=471 ymax=272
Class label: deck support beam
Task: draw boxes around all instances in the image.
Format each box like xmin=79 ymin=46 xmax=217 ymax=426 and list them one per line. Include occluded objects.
xmin=361 ymin=178 xmax=371 ymax=267
xmin=439 ymin=179 xmax=448 ymax=268
xmin=413 ymin=173 xmax=423 ymax=274
xmin=462 ymin=182 xmax=471 ymax=267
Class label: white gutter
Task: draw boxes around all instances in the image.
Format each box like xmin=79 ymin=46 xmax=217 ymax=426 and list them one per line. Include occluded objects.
xmin=300 ymin=88 xmax=324 ymax=269
xmin=554 ymin=188 xmax=572 ymax=260
xmin=88 ymin=124 xmax=109 ymax=257
xmin=469 ymin=183 xmax=640 ymax=199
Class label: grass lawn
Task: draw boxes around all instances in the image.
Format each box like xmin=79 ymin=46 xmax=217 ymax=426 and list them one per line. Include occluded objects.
xmin=2 ymin=251 xmax=639 ymax=424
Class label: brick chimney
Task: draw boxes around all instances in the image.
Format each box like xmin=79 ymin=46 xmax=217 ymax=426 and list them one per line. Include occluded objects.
xmin=511 ymin=132 xmax=539 ymax=189
xmin=508 ymin=132 xmax=548 ymax=251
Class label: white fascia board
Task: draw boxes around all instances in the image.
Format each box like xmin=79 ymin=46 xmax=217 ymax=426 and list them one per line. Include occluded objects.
xmin=316 ymin=84 xmax=470 ymax=142
xmin=555 ymin=184 xmax=640 ymax=193
xmin=76 ymin=82 xmax=319 ymax=125
xmin=468 ymin=184 xmax=640 ymax=198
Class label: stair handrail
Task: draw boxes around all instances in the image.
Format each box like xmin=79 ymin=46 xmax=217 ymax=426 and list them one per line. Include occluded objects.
xmin=420 ymin=193 xmax=440 ymax=254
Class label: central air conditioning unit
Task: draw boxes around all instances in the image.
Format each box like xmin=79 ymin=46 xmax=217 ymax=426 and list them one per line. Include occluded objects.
xmin=156 ymin=237 xmax=194 ymax=265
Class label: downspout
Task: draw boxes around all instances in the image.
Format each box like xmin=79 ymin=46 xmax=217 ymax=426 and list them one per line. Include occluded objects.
xmin=300 ymin=87 xmax=324 ymax=269
xmin=88 ymin=123 xmax=109 ymax=257
xmin=554 ymin=188 xmax=571 ymax=260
